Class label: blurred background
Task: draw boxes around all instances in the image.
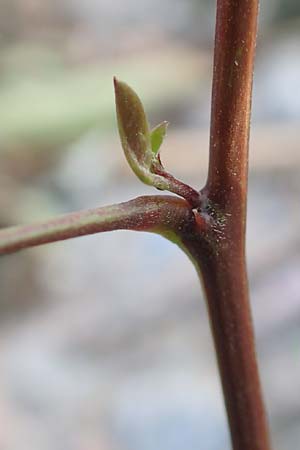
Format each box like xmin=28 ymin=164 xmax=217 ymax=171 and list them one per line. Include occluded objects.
xmin=0 ymin=1 xmax=300 ymax=449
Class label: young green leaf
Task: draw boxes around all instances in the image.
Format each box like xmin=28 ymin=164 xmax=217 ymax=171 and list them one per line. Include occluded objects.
xmin=150 ymin=121 xmax=169 ymax=155
xmin=114 ymin=77 xmax=153 ymax=183
xmin=114 ymin=78 xmax=201 ymax=207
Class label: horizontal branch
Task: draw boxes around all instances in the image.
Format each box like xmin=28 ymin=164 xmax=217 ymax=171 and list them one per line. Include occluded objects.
xmin=0 ymin=195 xmax=195 ymax=255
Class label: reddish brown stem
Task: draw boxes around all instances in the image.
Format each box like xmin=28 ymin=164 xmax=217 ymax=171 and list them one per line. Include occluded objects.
xmin=183 ymin=229 xmax=271 ymax=450
xmin=191 ymin=1 xmax=272 ymax=449
xmin=208 ymin=0 xmax=258 ymax=206
xmin=0 ymin=3 xmax=271 ymax=448
xmin=153 ymin=163 xmax=202 ymax=208
xmin=0 ymin=196 xmax=194 ymax=255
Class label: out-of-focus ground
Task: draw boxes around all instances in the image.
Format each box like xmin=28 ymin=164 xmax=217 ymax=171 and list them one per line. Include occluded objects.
xmin=0 ymin=1 xmax=300 ymax=449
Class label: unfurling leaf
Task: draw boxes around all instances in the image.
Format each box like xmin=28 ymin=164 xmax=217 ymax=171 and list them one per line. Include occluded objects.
xmin=113 ymin=78 xmax=200 ymax=207
xmin=114 ymin=77 xmax=153 ymax=184
xmin=151 ymin=121 xmax=169 ymax=155
xmin=114 ymin=77 xmax=170 ymax=189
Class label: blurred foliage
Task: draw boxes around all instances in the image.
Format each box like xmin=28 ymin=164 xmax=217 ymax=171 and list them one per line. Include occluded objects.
xmin=276 ymin=0 xmax=300 ymax=21
xmin=0 ymin=45 xmax=202 ymax=154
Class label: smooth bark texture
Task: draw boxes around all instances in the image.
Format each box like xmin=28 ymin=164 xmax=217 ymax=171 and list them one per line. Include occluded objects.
xmin=0 ymin=196 xmax=194 ymax=255
xmin=183 ymin=227 xmax=271 ymax=450
xmin=0 ymin=1 xmax=272 ymax=449
xmin=193 ymin=0 xmax=272 ymax=449
xmin=208 ymin=0 xmax=258 ymax=206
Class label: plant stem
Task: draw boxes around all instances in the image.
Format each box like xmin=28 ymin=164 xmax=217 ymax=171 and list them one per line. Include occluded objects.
xmin=185 ymin=234 xmax=271 ymax=450
xmin=208 ymin=0 xmax=259 ymax=205
xmin=0 ymin=196 xmax=194 ymax=255
xmin=191 ymin=1 xmax=271 ymax=449
xmin=0 ymin=3 xmax=271 ymax=448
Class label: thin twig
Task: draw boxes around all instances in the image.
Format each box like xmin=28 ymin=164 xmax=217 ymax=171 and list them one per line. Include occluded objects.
xmin=0 ymin=196 xmax=194 ymax=255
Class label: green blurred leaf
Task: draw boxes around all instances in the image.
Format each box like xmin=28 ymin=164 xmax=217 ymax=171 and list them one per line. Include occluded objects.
xmin=150 ymin=121 xmax=169 ymax=155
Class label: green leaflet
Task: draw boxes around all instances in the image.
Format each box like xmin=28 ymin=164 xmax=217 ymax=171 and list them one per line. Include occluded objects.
xmin=150 ymin=121 xmax=169 ymax=155
xmin=113 ymin=77 xmax=200 ymax=207
xmin=114 ymin=77 xmax=152 ymax=174
xmin=114 ymin=77 xmax=169 ymax=189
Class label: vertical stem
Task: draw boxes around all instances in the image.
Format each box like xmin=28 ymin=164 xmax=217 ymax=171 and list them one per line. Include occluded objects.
xmin=208 ymin=0 xmax=258 ymax=206
xmin=199 ymin=1 xmax=272 ymax=449
xmin=198 ymin=251 xmax=271 ymax=450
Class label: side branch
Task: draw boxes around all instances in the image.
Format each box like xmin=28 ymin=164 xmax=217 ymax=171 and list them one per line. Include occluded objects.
xmin=0 ymin=195 xmax=194 ymax=255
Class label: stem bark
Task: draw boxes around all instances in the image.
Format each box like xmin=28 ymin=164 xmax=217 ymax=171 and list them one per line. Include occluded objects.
xmin=0 ymin=196 xmax=193 ymax=255
xmin=190 ymin=1 xmax=272 ymax=449
xmin=0 ymin=3 xmax=272 ymax=449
